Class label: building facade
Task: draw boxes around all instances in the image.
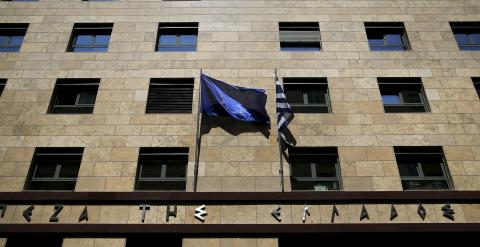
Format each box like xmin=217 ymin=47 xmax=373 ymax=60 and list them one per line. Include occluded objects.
xmin=0 ymin=0 xmax=480 ymax=246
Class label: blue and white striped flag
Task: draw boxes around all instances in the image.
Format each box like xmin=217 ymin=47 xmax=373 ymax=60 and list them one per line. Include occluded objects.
xmin=276 ymin=77 xmax=294 ymax=145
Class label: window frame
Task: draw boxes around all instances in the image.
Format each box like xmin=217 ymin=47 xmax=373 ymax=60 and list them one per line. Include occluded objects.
xmin=135 ymin=147 xmax=188 ymax=191
xmin=394 ymin=147 xmax=454 ymax=191
xmin=450 ymin=22 xmax=480 ymax=50
xmin=67 ymin=23 xmax=113 ymax=52
xmin=0 ymin=23 xmax=28 ymax=52
xmin=365 ymin=22 xmax=411 ymax=51
xmin=282 ymin=77 xmax=331 ymax=113
xmin=156 ymin=23 xmax=198 ymax=52
xmin=289 ymin=147 xmax=342 ymax=191
xmin=48 ymin=79 xmax=100 ymax=114
xmin=378 ymin=78 xmax=430 ymax=113
xmin=24 ymin=147 xmax=83 ymax=192
xmin=279 ymin=22 xmax=321 ymax=51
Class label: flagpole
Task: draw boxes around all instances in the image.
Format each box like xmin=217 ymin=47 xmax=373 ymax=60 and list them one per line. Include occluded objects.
xmin=275 ymin=69 xmax=285 ymax=193
xmin=193 ymin=69 xmax=203 ymax=192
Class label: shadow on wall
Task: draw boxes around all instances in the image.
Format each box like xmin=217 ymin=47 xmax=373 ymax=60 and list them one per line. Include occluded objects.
xmin=201 ymin=116 xmax=271 ymax=138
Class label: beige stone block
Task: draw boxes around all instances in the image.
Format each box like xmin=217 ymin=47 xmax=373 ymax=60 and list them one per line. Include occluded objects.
xmin=355 ymin=161 xmax=384 ymax=176
xmin=206 ymin=162 xmax=238 ymax=176
xmin=127 ymin=205 xmax=158 ymax=224
xmin=0 ymin=177 xmax=25 ymax=192
xmin=342 ymin=177 xmax=373 ymax=191
xmin=223 ymin=147 xmax=255 ymax=162
xmin=83 ymin=148 xmax=111 ymax=162
xmin=255 ymin=177 xmax=283 ymax=192
xmin=93 ymin=162 xmax=123 ymax=177
xmin=183 ymin=238 xmax=220 ymax=247
xmin=444 ymin=146 xmax=475 ymax=161
xmin=110 ymin=147 xmax=138 ymax=162
xmin=4 ymin=148 xmax=34 ymax=162
xmin=192 ymin=176 xmax=222 ymax=192
xmin=104 ymin=177 xmax=134 ymax=192
xmin=366 ymin=147 xmax=395 ymax=161
xmin=221 ymin=205 xmax=256 ymax=224
xmin=221 ymin=177 xmax=255 ymax=192
xmin=94 ymin=239 xmax=126 ymax=247
xmin=239 ymin=162 xmax=272 ymax=176
xmin=63 ymin=238 xmax=94 ymax=247
xmin=99 ymin=206 xmax=130 ymax=224
xmin=372 ymin=177 xmax=402 ymax=191
xmin=405 ymin=204 xmax=438 ymax=223
xmin=75 ymin=177 xmax=106 ymax=192
xmin=338 ymin=147 xmax=367 ymax=161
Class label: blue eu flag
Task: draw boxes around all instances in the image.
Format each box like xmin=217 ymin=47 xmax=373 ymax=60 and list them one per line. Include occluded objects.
xmin=201 ymin=73 xmax=270 ymax=124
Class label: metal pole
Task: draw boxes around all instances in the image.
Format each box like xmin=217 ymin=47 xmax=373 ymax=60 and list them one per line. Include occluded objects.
xmin=275 ymin=69 xmax=285 ymax=193
xmin=193 ymin=69 xmax=203 ymax=192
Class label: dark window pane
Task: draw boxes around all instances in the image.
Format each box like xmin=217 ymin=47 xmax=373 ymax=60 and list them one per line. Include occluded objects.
xmin=140 ymin=161 xmax=164 ymax=178
xmin=368 ymin=38 xmax=385 ymax=46
xmin=165 ymin=162 xmax=187 ymax=178
xmin=78 ymin=89 xmax=97 ymax=104
xmin=59 ymin=160 xmax=81 ymax=178
xmin=33 ymin=163 xmax=57 ymax=178
xmin=75 ymin=35 xmax=94 ymax=46
xmin=382 ymin=95 xmax=401 ymax=104
xmin=9 ymin=36 xmax=24 ymax=46
xmin=401 ymin=91 xmax=422 ymax=103
xmin=30 ymin=180 xmax=76 ymax=191
xmin=401 ymin=180 xmax=449 ymax=190
xmin=160 ymin=35 xmax=177 ymax=46
xmin=137 ymin=181 xmax=186 ymax=191
xmin=94 ymin=35 xmax=110 ymax=45
xmin=0 ymin=36 xmax=9 ymax=46
xmin=421 ymin=162 xmax=444 ymax=176
xmin=470 ymin=33 xmax=480 ymax=44
xmin=398 ymin=163 xmax=419 ymax=177
xmin=306 ymin=91 xmax=326 ymax=104
xmin=290 ymin=179 xmax=339 ymax=191
xmin=180 ymin=35 xmax=197 ymax=46
xmin=291 ymin=162 xmax=312 ymax=177
xmin=284 ymin=90 xmax=303 ymax=104
xmin=56 ymin=90 xmax=78 ymax=105
xmin=385 ymin=34 xmax=403 ymax=45
xmin=454 ymin=33 xmax=469 ymax=44
xmin=315 ymin=162 xmax=337 ymax=177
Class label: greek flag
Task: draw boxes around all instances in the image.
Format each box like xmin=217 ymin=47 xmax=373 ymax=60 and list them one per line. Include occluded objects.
xmin=276 ymin=77 xmax=294 ymax=145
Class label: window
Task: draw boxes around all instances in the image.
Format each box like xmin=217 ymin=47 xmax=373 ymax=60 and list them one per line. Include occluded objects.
xmin=279 ymin=22 xmax=321 ymax=51
xmin=283 ymin=78 xmax=331 ymax=113
xmin=0 ymin=79 xmax=6 ymax=96
xmin=25 ymin=147 xmax=83 ymax=191
xmin=394 ymin=147 xmax=453 ymax=190
xmin=135 ymin=147 xmax=188 ymax=191
xmin=0 ymin=23 xmax=28 ymax=52
xmin=450 ymin=22 xmax=480 ymax=51
xmin=365 ymin=22 xmax=410 ymax=51
xmin=48 ymin=79 xmax=99 ymax=114
xmin=146 ymin=78 xmax=194 ymax=113
xmin=289 ymin=147 xmax=341 ymax=191
xmin=156 ymin=23 xmax=198 ymax=51
xmin=378 ymin=78 xmax=429 ymax=113
xmin=68 ymin=23 xmax=112 ymax=52
xmin=473 ymin=77 xmax=480 ymax=97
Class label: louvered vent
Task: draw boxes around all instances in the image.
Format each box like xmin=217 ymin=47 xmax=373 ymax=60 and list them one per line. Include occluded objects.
xmin=146 ymin=78 xmax=194 ymax=113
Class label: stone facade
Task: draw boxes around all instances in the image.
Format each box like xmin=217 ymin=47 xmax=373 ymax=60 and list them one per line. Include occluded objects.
xmin=0 ymin=0 xmax=479 ymax=246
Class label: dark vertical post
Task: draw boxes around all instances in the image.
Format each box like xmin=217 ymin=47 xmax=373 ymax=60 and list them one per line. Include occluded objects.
xmin=275 ymin=69 xmax=285 ymax=193
xmin=193 ymin=69 xmax=203 ymax=192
